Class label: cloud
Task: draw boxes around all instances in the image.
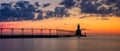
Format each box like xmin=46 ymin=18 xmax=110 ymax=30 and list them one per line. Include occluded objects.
xmin=78 ymin=0 xmax=109 ymax=15
xmin=0 ymin=1 xmax=38 ymax=21
xmin=34 ymin=2 xmax=40 ymax=7
xmin=44 ymin=7 xmax=70 ymax=18
xmin=44 ymin=10 xmax=54 ymax=19
xmin=59 ymin=0 xmax=120 ymax=17
xmin=59 ymin=0 xmax=76 ymax=9
xmin=77 ymin=0 xmax=120 ymax=16
xmin=0 ymin=0 xmax=120 ymax=22
xmin=43 ymin=3 xmax=50 ymax=7
xmin=36 ymin=10 xmax=43 ymax=20
xmin=54 ymin=7 xmax=70 ymax=17
xmin=0 ymin=1 xmax=71 ymax=22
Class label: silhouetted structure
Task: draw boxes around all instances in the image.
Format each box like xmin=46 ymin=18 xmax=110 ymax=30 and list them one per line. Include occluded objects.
xmin=0 ymin=24 xmax=87 ymax=38
xmin=76 ymin=24 xmax=86 ymax=37
xmin=0 ymin=28 xmax=75 ymax=38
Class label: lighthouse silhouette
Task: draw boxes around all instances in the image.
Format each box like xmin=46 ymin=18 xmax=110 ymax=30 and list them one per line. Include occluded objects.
xmin=76 ymin=24 xmax=83 ymax=36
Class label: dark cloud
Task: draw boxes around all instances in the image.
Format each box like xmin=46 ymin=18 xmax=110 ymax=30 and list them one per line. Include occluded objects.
xmin=44 ymin=7 xmax=70 ymax=18
xmin=36 ymin=10 xmax=43 ymax=20
xmin=79 ymin=0 xmax=109 ymax=15
xmin=35 ymin=2 xmax=40 ymax=7
xmin=54 ymin=7 xmax=70 ymax=17
xmin=77 ymin=0 xmax=120 ymax=17
xmin=81 ymin=2 xmax=98 ymax=13
xmin=15 ymin=1 xmax=30 ymax=8
xmin=0 ymin=1 xmax=39 ymax=21
xmin=0 ymin=1 xmax=70 ymax=22
xmin=1 ymin=0 xmax=120 ymax=22
xmin=43 ymin=3 xmax=50 ymax=7
xmin=44 ymin=10 xmax=54 ymax=19
xmin=59 ymin=0 xmax=120 ymax=17
xmin=59 ymin=0 xmax=76 ymax=9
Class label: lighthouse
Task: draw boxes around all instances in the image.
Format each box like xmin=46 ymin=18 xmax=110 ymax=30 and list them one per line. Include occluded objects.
xmin=76 ymin=24 xmax=83 ymax=36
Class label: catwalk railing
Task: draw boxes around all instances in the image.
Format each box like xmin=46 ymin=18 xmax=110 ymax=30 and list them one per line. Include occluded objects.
xmin=0 ymin=28 xmax=76 ymax=38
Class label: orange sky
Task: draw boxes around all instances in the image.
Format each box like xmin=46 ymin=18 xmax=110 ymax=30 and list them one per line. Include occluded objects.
xmin=1 ymin=14 xmax=120 ymax=35
xmin=0 ymin=0 xmax=120 ymax=35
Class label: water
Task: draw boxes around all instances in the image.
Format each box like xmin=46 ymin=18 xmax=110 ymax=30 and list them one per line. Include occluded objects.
xmin=0 ymin=35 xmax=120 ymax=51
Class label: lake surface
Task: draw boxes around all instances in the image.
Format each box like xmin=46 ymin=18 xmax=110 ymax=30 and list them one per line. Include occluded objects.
xmin=0 ymin=35 xmax=120 ymax=51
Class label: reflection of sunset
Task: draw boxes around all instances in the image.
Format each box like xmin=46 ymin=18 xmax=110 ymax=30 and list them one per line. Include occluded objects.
xmin=1 ymin=15 xmax=120 ymax=35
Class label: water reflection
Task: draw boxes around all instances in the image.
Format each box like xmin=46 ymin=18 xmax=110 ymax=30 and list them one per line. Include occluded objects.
xmin=0 ymin=35 xmax=120 ymax=51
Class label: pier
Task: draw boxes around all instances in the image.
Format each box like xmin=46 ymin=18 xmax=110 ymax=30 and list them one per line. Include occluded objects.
xmin=0 ymin=28 xmax=75 ymax=38
xmin=0 ymin=24 xmax=86 ymax=38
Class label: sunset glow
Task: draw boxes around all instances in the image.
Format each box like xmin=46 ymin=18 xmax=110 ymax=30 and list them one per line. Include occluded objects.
xmin=0 ymin=0 xmax=120 ymax=35
xmin=1 ymin=15 xmax=120 ymax=34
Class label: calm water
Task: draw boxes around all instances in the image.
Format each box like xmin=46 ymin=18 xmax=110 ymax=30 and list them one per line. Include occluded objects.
xmin=0 ymin=35 xmax=120 ymax=51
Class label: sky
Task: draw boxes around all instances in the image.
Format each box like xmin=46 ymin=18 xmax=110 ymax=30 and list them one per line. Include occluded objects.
xmin=0 ymin=0 xmax=120 ymax=35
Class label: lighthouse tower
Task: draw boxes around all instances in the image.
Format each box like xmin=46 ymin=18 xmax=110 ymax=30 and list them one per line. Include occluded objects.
xmin=76 ymin=24 xmax=83 ymax=36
